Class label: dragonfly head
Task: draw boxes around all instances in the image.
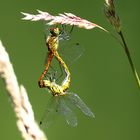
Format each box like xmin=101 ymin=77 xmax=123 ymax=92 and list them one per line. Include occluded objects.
xmin=50 ymin=27 xmax=61 ymax=36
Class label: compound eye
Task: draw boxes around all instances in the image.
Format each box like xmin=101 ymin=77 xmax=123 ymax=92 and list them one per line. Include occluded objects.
xmin=50 ymin=28 xmax=54 ymax=34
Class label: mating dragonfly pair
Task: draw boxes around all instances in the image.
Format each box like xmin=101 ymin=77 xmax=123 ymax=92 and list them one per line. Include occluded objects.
xmin=39 ymin=24 xmax=94 ymax=127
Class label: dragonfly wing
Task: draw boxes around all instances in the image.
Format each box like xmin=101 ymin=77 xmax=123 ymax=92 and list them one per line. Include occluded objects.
xmin=40 ymin=96 xmax=78 ymax=127
xmin=58 ymin=96 xmax=78 ymax=127
xmin=64 ymin=92 xmax=95 ymax=118
xmin=40 ymin=96 xmax=60 ymax=128
xmin=58 ymin=39 xmax=84 ymax=65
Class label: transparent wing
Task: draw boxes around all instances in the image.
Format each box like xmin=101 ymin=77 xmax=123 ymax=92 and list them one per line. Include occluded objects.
xmin=64 ymin=92 xmax=95 ymax=118
xmin=40 ymin=96 xmax=60 ymax=128
xmin=58 ymin=96 xmax=78 ymax=127
xmin=40 ymin=95 xmax=78 ymax=127
xmin=58 ymin=39 xmax=84 ymax=65
xmin=58 ymin=24 xmax=84 ymax=64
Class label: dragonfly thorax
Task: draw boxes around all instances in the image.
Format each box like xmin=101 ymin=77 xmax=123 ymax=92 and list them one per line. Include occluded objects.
xmin=47 ymin=36 xmax=59 ymax=51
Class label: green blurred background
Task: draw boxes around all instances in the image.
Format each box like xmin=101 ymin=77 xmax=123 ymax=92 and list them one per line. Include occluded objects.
xmin=0 ymin=0 xmax=140 ymax=139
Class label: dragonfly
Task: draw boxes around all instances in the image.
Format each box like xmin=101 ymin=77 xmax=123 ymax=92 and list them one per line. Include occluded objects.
xmin=38 ymin=25 xmax=94 ymax=127
xmin=40 ymin=69 xmax=95 ymax=127
xmin=38 ymin=25 xmax=83 ymax=88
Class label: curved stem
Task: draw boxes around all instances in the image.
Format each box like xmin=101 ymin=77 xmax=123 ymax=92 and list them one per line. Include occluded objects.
xmin=118 ymin=31 xmax=140 ymax=88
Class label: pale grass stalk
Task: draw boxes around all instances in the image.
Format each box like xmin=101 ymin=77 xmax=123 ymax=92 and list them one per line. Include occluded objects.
xmin=0 ymin=40 xmax=47 ymax=140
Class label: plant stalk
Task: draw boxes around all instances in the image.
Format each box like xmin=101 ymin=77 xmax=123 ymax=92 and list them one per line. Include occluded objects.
xmin=118 ymin=30 xmax=140 ymax=88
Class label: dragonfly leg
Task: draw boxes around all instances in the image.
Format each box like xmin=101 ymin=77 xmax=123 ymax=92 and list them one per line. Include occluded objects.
xmin=69 ymin=25 xmax=74 ymax=34
xmin=60 ymin=24 xmax=74 ymax=41
xmin=45 ymin=63 xmax=64 ymax=82
xmin=42 ymin=64 xmax=56 ymax=81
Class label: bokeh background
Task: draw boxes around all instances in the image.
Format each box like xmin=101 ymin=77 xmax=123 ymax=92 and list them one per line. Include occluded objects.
xmin=0 ymin=0 xmax=140 ymax=140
